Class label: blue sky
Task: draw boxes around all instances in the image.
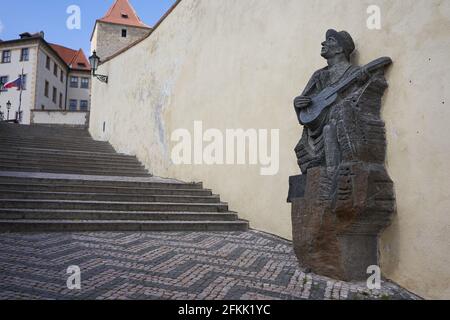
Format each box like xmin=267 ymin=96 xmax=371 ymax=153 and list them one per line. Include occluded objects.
xmin=0 ymin=0 xmax=176 ymax=55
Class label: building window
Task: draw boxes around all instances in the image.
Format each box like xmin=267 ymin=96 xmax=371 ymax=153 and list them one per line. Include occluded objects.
xmin=52 ymin=87 xmax=57 ymax=103
xmin=44 ymin=80 xmax=49 ymax=97
xmin=60 ymin=70 xmax=64 ymax=83
xmin=20 ymin=48 xmax=29 ymax=61
xmin=0 ymin=76 xmax=8 ymax=91
xmin=70 ymin=76 xmax=79 ymax=88
xmin=80 ymin=100 xmax=89 ymax=111
xmin=59 ymin=93 xmax=63 ymax=109
xmin=46 ymin=55 xmax=50 ymax=69
xmin=2 ymin=50 xmax=11 ymax=63
xmin=69 ymin=99 xmax=77 ymax=111
xmin=54 ymin=63 xmax=58 ymax=77
xmin=122 ymin=29 xmax=127 ymax=38
xmin=18 ymin=74 xmax=27 ymax=90
xmin=41 ymin=105 xmax=45 ymax=110
xmin=81 ymin=77 xmax=89 ymax=89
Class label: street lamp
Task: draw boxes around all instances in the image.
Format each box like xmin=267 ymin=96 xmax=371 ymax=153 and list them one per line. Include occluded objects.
xmin=6 ymin=100 xmax=11 ymax=121
xmin=89 ymin=51 xmax=108 ymax=84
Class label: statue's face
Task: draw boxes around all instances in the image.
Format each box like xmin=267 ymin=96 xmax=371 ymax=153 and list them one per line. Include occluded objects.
xmin=321 ymin=36 xmax=343 ymax=59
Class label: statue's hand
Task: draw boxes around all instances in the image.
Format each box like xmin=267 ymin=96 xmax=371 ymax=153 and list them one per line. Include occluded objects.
xmin=357 ymin=67 xmax=371 ymax=84
xmin=294 ymin=96 xmax=312 ymax=110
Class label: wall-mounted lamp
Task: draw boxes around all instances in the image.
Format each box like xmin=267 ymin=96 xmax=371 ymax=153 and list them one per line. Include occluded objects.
xmin=89 ymin=51 xmax=108 ymax=84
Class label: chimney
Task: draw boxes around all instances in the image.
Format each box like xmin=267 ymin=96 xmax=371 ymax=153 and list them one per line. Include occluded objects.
xmin=39 ymin=31 xmax=45 ymax=38
xmin=19 ymin=32 xmax=32 ymax=39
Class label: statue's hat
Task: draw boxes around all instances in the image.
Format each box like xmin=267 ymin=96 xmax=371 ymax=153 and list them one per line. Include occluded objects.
xmin=326 ymin=29 xmax=355 ymax=58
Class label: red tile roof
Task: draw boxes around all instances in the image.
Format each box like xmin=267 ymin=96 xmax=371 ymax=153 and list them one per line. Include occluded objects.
xmin=99 ymin=0 xmax=151 ymax=28
xmin=49 ymin=44 xmax=91 ymax=71
xmin=100 ymin=0 xmax=182 ymax=64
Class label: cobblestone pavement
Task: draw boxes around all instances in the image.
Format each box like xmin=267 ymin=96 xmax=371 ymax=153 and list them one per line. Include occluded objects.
xmin=0 ymin=230 xmax=419 ymax=300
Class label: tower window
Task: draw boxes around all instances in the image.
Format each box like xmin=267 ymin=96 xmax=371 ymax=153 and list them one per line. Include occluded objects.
xmin=121 ymin=12 xmax=129 ymax=18
xmin=122 ymin=29 xmax=127 ymax=38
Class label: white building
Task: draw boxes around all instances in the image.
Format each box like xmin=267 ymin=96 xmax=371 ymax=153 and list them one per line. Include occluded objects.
xmin=0 ymin=32 xmax=91 ymax=125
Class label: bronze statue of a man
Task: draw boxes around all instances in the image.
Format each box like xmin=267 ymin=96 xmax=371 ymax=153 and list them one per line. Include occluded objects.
xmin=289 ymin=30 xmax=395 ymax=281
xmin=294 ymin=30 xmax=368 ymax=174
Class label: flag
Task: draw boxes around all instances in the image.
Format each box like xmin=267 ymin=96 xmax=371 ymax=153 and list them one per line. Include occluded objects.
xmin=3 ymin=77 xmax=23 ymax=90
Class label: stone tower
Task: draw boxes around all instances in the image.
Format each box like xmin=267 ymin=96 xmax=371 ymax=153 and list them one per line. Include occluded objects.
xmin=91 ymin=0 xmax=152 ymax=60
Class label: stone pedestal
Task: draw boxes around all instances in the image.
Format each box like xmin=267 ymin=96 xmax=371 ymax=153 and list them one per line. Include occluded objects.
xmin=290 ymin=162 xmax=395 ymax=281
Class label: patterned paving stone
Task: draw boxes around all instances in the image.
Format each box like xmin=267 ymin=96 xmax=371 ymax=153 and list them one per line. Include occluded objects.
xmin=0 ymin=230 xmax=420 ymax=300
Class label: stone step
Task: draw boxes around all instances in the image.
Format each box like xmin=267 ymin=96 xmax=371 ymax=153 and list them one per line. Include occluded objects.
xmin=0 ymin=183 xmax=212 ymax=196
xmin=0 ymin=159 xmax=146 ymax=170
xmin=0 ymin=219 xmax=249 ymax=232
xmin=0 ymin=142 xmax=114 ymax=153
xmin=0 ymin=125 xmax=90 ymax=134
xmin=0 ymin=163 xmax=148 ymax=173
xmin=0 ymin=126 xmax=92 ymax=138
xmin=0 ymin=124 xmax=249 ymax=233
xmin=0 ymin=199 xmax=229 ymax=212
xmin=0 ymin=164 xmax=149 ymax=177
xmin=0 ymin=141 xmax=113 ymax=151
xmin=0 ymin=209 xmax=237 ymax=221
xmin=0 ymin=135 xmax=109 ymax=143
xmin=0 ymin=135 xmax=110 ymax=142
xmin=0 ymin=166 xmax=150 ymax=177
xmin=0 ymin=190 xmax=221 ymax=203
xmin=0 ymin=129 xmax=91 ymax=136
xmin=0 ymin=143 xmax=125 ymax=154
xmin=0 ymin=158 xmax=144 ymax=169
xmin=0 ymin=152 xmax=140 ymax=164
xmin=0 ymin=136 xmax=110 ymax=145
xmin=0 ymin=128 xmax=91 ymax=135
xmin=0 ymin=176 xmax=202 ymax=189
xmin=0 ymin=144 xmax=114 ymax=153
xmin=0 ymin=147 xmax=115 ymax=155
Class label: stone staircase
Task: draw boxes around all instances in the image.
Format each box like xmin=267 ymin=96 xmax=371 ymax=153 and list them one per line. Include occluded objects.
xmin=0 ymin=123 xmax=249 ymax=232
xmin=0 ymin=124 xmax=148 ymax=176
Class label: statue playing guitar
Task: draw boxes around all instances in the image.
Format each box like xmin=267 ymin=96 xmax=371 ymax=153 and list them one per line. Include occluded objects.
xmin=293 ymin=29 xmax=392 ymax=175
xmin=289 ymin=30 xmax=395 ymax=280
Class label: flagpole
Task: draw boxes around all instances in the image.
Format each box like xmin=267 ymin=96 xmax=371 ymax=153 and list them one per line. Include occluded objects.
xmin=18 ymin=68 xmax=24 ymax=123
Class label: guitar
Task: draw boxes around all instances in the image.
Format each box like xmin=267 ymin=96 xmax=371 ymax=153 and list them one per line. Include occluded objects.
xmin=298 ymin=57 xmax=392 ymax=125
